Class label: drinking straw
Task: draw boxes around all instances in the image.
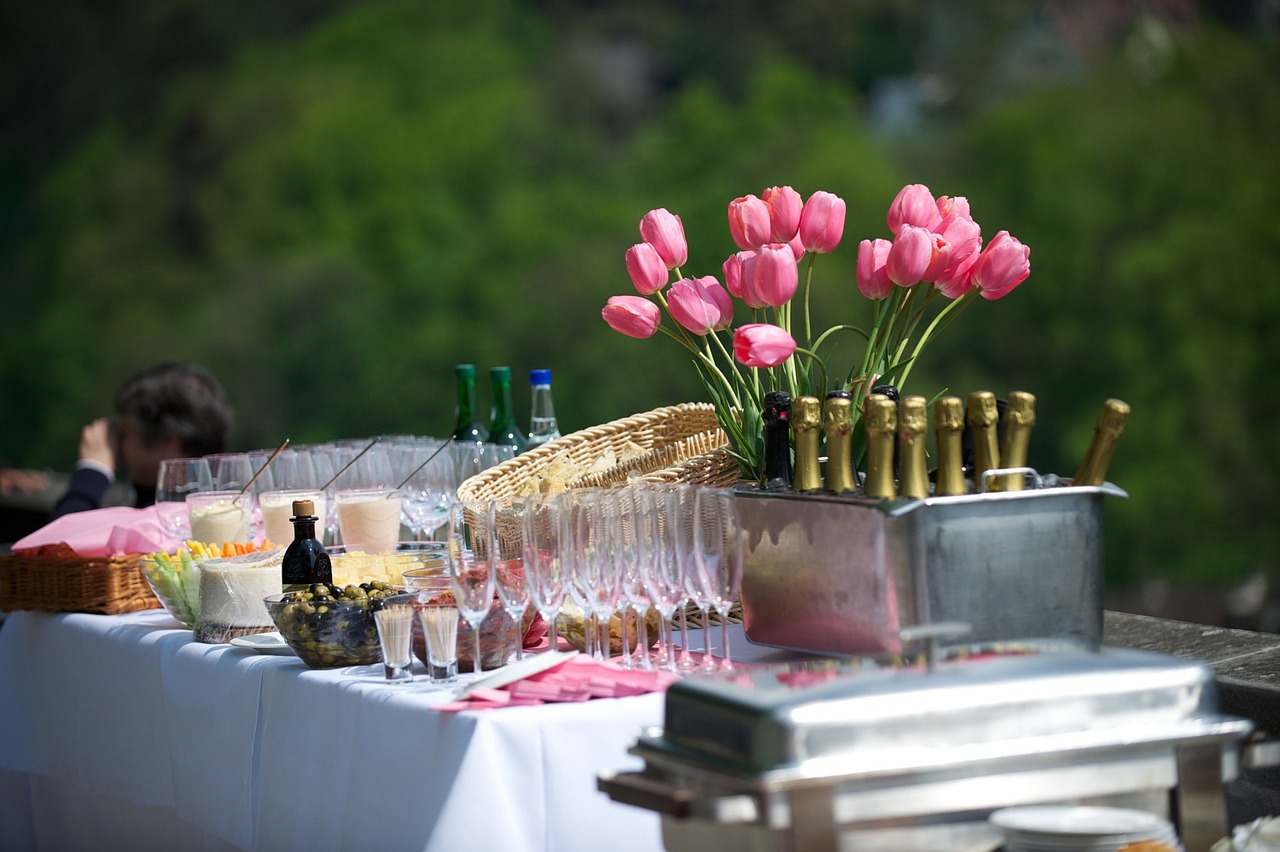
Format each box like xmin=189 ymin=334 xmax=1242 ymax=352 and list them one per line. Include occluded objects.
xmin=396 ymin=438 xmax=454 ymax=490
xmin=320 ymin=437 xmax=380 ymax=491
xmin=234 ymin=438 xmax=290 ymax=503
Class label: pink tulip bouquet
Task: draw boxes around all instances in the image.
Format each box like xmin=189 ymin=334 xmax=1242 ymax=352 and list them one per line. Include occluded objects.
xmin=603 ymin=183 xmax=1032 ymax=483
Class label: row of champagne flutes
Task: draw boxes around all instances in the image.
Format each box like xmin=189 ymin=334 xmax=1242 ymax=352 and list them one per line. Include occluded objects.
xmin=154 ymin=438 xmax=514 ymax=547
xmin=445 ymin=481 xmax=744 ymax=675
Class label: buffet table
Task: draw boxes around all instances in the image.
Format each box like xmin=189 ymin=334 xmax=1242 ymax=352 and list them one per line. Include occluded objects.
xmin=0 ymin=608 xmax=708 ymax=852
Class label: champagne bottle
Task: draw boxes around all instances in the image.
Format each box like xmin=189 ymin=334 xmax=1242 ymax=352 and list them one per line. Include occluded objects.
xmin=281 ymin=499 xmax=332 ymax=593
xmin=823 ymin=390 xmax=856 ymax=494
xmin=898 ymin=395 xmax=929 ymax=499
xmin=862 ymin=394 xmax=898 ymax=499
xmin=762 ymin=390 xmax=793 ymax=491
xmin=526 ymin=369 xmax=562 ymax=448
xmin=966 ymin=391 xmax=1000 ymax=490
xmin=1073 ymin=398 xmax=1131 ymax=486
xmin=487 ymin=366 xmax=526 ymax=452
xmin=790 ymin=396 xmax=822 ymax=493
xmin=933 ymin=396 xmax=966 ymax=496
xmin=451 ymin=364 xmax=488 ymax=442
xmin=996 ymin=390 xmax=1037 ymax=491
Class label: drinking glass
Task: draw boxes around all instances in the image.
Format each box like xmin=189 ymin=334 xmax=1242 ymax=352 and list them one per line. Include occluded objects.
xmin=374 ymin=602 xmax=415 ymax=683
xmin=418 ymin=603 xmax=459 ymax=683
xmin=573 ymin=489 xmax=621 ymax=660
xmin=447 ymin=498 xmax=497 ymax=676
xmin=560 ymin=489 xmax=600 ymax=659
xmin=399 ymin=439 xmax=453 ymax=541
xmin=664 ymin=483 xmax=700 ymax=671
xmin=186 ymin=490 xmax=252 ymax=544
xmin=610 ymin=486 xmax=651 ymax=669
xmin=335 ymin=487 xmax=403 ymax=553
xmin=258 ymin=488 xmax=327 ymax=546
xmin=205 ymin=453 xmax=255 ymax=492
xmin=523 ymin=492 xmax=566 ymax=654
xmin=155 ymin=457 xmax=213 ymax=539
xmin=695 ymin=488 xmax=744 ymax=672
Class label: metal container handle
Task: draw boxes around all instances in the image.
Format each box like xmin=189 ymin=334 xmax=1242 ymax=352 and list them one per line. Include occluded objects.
xmin=976 ymin=466 xmax=1043 ymax=492
xmin=598 ymin=770 xmax=693 ymax=818
xmin=899 ymin=622 xmax=972 ymax=671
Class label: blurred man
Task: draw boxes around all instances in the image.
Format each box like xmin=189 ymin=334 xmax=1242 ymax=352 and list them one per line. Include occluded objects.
xmin=50 ymin=363 xmax=234 ymax=519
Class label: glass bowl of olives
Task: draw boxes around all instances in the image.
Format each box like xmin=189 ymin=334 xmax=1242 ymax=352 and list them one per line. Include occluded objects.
xmin=264 ymin=581 xmax=402 ymax=669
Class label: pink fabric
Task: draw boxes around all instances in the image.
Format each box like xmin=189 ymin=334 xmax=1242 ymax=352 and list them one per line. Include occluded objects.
xmin=13 ymin=506 xmax=181 ymax=557
xmin=437 ymin=656 xmax=680 ymax=712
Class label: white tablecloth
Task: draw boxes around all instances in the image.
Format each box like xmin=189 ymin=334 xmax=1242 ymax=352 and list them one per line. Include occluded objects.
xmin=0 ymin=609 xmax=681 ymax=852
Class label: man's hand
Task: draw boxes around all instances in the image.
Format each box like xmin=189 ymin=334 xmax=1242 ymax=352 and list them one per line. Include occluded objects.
xmin=79 ymin=418 xmax=116 ymax=472
xmin=0 ymin=468 xmax=50 ymax=496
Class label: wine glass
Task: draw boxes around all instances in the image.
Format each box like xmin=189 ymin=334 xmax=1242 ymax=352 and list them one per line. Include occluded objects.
xmin=205 ymin=453 xmax=254 ymax=492
xmin=398 ymin=438 xmax=452 ymax=541
xmin=695 ymin=488 xmax=744 ymax=672
xmin=523 ymin=492 xmax=566 ymax=654
xmin=447 ymin=497 xmax=497 ymax=676
xmin=155 ymin=457 xmax=213 ymax=539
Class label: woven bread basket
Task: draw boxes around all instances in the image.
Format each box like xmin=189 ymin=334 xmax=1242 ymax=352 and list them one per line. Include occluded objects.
xmin=0 ymin=552 xmax=160 ymax=615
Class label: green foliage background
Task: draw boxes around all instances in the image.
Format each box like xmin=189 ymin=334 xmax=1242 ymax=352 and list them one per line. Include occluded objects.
xmin=2 ymin=0 xmax=1277 ymax=589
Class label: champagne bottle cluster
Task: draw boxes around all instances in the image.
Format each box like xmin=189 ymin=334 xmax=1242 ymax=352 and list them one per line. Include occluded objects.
xmin=763 ymin=390 xmax=1129 ymax=499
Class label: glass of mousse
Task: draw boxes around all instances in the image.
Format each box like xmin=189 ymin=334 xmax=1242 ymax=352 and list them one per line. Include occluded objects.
xmin=186 ymin=490 xmax=253 ymax=544
xmin=335 ymin=487 xmax=403 ymax=554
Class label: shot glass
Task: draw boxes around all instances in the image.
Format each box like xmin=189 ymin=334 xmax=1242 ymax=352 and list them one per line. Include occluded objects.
xmin=374 ymin=603 xmax=416 ymax=683
xmin=418 ymin=603 xmax=459 ymax=684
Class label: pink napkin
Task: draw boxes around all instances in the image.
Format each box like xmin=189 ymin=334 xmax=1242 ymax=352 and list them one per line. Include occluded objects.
xmin=13 ymin=506 xmax=181 ymax=557
xmin=436 ymin=656 xmax=680 ymax=712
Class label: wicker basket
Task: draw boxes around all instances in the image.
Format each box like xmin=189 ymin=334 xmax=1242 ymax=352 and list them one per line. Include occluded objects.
xmin=0 ymin=552 xmax=161 ymax=615
xmin=457 ymin=402 xmax=733 ymax=504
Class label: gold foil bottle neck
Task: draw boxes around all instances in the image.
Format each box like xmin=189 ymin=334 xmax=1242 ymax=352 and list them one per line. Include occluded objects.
xmin=934 ymin=396 xmax=966 ymax=496
xmin=863 ymin=394 xmax=898 ymax=499
xmin=966 ymin=391 xmax=1001 ymax=489
xmin=823 ymin=393 xmax=856 ymax=494
xmin=898 ymin=395 xmax=929 ymax=499
xmin=1073 ymin=398 xmax=1131 ymax=487
xmin=995 ymin=390 xmax=1037 ymax=491
xmin=791 ymin=396 xmax=823 ymax=492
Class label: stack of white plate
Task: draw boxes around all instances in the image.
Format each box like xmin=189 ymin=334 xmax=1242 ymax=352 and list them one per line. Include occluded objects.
xmin=990 ymin=806 xmax=1181 ymax=851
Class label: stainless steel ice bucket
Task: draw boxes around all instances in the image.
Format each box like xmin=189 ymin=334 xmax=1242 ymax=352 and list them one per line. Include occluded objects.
xmin=734 ymin=479 xmax=1127 ymax=656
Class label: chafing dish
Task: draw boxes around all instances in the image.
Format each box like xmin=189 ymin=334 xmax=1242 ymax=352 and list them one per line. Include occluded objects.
xmin=600 ymin=645 xmax=1251 ymax=851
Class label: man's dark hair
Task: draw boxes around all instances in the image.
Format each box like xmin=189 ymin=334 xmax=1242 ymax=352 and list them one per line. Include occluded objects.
xmin=113 ymin=362 xmax=234 ymax=457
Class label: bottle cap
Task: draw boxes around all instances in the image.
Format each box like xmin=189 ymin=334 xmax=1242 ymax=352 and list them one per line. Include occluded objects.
xmin=455 ymin=364 xmax=476 ymax=379
xmin=292 ymin=499 xmax=315 ymax=518
xmin=490 ymin=366 xmax=512 ymax=383
xmin=529 ymin=369 xmax=552 ymax=385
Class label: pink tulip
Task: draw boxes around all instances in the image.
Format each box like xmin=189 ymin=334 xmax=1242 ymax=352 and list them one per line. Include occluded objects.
xmin=743 ymin=243 xmax=799 ymax=309
xmin=722 ymin=251 xmax=752 ymax=299
xmin=668 ymin=276 xmax=733 ymax=335
xmin=602 ymin=295 xmax=662 ymax=338
xmin=733 ymin=324 xmax=797 ymax=368
xmin=762 ymin=185 xmax=803 ymax=243
xmin=971 ymin=230 xmax=1031 ymax=300
xmin=639 ymin=208 xmax=688 ymax=270
xmin=933 ymin=251 xmax=979 ymax=299
xmin=856 ymin=238 xmax=893 ymax=299
xmin=886 ymin=184 xmax=941 ymax=235
xmin=787 ymin=232 xmax=806 ymax=263
xmin=798 ymin=191 xmax=845 ymax=254
xmin=936 ymin=195 xmax=970 ymax=221
xmin=886 ymin=225 xmax=936 ymax=288
xmin=728 ymin=195 xmax=772 ymax=251
xmin=925 ymin=212 xmax=982 ymax=281
xmin=624 ymin=242 xmax=669 ymax=295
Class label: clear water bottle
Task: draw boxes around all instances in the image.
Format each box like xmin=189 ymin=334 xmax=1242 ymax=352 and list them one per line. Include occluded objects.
xmin=526 ymin=369 xmax=561 ymax=447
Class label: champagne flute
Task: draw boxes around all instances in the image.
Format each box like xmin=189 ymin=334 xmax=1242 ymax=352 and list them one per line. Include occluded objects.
xmin=638 ymin=483 xmax=682 ymax=672
xmin=492 ymin=496 xmax=530 ymax=663
xmin=696 ymin=488 xmax=744 ymax=672
xmin=618 ymin=484 xmax=654 ymax=670
xmin=447 ymin=497 xmax=497 ymax=676
xmin=155 ymin=457 xmax=213 ymax=539
xmin=523 ymin=492 xmax=566 ymax=654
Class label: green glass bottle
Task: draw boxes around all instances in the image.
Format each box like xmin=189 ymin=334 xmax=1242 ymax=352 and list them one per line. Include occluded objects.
xmin=451 ymin=364 xmax=488 ymax=442
xmin=486 ymin=366 xmax=526 ymax=452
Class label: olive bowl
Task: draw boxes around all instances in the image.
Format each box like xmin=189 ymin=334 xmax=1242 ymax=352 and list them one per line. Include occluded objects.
xmin=264 ymin=591 xmax=389 ymax=669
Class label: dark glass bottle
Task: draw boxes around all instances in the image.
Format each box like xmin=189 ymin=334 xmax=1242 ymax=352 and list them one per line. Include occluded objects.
xmin=761 ymin=390 xmax=792 ymax=491
xmin=487 ymin=366 xmax=526 ymax=452
xmin=281 ymin=499 xmax=332 ymax=593
xmin=451 ymin=364 xmax=488 ymax=442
